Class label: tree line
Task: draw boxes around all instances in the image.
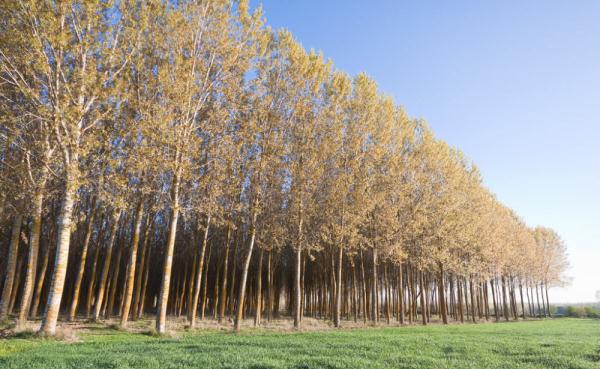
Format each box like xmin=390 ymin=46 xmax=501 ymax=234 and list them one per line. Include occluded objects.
xmin=0 ymin=0 xmax=568 ymax=336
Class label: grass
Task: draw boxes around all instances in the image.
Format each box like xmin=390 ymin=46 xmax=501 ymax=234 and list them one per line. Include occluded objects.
xmin=0 ymin=319 xmax=598 ymax=368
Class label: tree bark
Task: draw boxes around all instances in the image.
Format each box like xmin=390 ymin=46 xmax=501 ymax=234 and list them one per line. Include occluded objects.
xmin=293 ymin=208 xmax=303 ymax=328
xmin=334 ymin=245 xmax=344 ymax=327
xmin=189 ymin=214 xmax=211 ymax=327
xmin=419 ymin=270 xmax=427 ymax=326
xmin=371 ymin=248 xmax=378 ymax=323
xmin=120 ymin=199 xmax=145 ymax=326
xmin=40 ymin=161 xmax=78 ymax=335
xmin=254 ymin=248 xmax=263 ymax=326
xmin=234 ymin=207 xmax=258 ymax=331
xmin=68 ymin=197 xmax=97 ymax=321
xmin=92 ymin=209 xmax=122 ymax=321
xmin=218 ymin=225 xmax=231 ymax=323
xmin=132 ymin=214 xmax=153 ymax=320
xmin=156 ymin=168 xmax=182 ymax=334
xmin=501 ymin=275 xmax=510 ymax=321
xmin=31 ymin=237 xmax=51 ymax=318
xmin=0 ymin=214 xmax=23 ymax=320
xmin=544 ymin=282 xmax=552 ymax=317
xmin=438 ymin=262 xmax=448 ymax=324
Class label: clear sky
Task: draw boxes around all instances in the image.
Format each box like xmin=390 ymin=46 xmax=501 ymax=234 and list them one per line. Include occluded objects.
xmin=253 ymin=0 xmax=600 ymax=303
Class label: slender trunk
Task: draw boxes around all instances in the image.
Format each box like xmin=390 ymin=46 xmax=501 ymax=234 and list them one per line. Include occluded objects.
xmin=137 ymin=242 xmax=152 ymax=319
xmin=544 ymin=282 xmax=552 ymax=317
xmin=293 ymin=245 xmax=302 ymax=327
xmin=352 ymin=262 xmax=358 ymax=323
xmin=519 ymin=280 xmax=526 ymax=318
xmin=457 ymin=276 xmax=464 ymax=323
xmin=398 ymin=264 xmax=405 ymax=324
xmin=234 ymin=208 xmax=257 ymax=332
xmin=438 ymin=262 xmax=448 ymax=324
xmin=384 ymin=264 xmax=391 ymax=324
xmin=31 ymin=238 xmax=51 ymax=318
xmin=200 ymin=243 xmax=211 ymax=320
xmin=120 ymin=199 xmax=144 ymax=326
xmin=266 ymin=251 xmax=272 ymax=321
xmin=334 ymin=246 xmax=343 ymax=327
xmin=419 ymin=271 xmax=427 ymax=326
xmin=85 ymin=231 xmax=103 ymax=318
xmin=92 ymin=209 xmax=122 ymax=321
xmin=212 ymin=260 xmax=221 ymax=319
xmin=501 ymin=275 xmax=510 ymax=321
xmin=40 ymin=160 xmax=78 ymax=335
xmin=132 ymin=214 xmax=153 ymax=320
xmin=539 ymin=283 xmax=547 ymax=317
xmin=490 ymin=279 xmax=499 ymax=321
xmin=155 ymin=169 xmax=181 ymax=334
xmin=254 ymin=249 xmax=263 ymax=326
xmin=8 ymin=257 xmax=24 ymax=314
xmin=189 ymin=214 xmax=211 ymax=327
xmin=18 ymin=184 xmax=47 ymax=326
xmin=228 ymin=237 xmax=239 ymax=318
xmin=218 ymin=225 xmax=231 ymax=323
xmin=469 ymin=277 xmax=476 ymax=323
xmin=106 ymin=237 xmax=124 ymax=318
xmin=294 ymin=206 xmax=303 ymax=328
xmin=359 ymin=249 xmax=367 ymax=323
xmin=0 ymin=215 xmax=23 ymax=320
xmin=371 ymin=248 xmax=378 ymax=323
xmin=68 ymin=197 xmax=97 ymax=321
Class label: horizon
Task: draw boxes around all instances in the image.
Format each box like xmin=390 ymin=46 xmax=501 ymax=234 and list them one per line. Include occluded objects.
xmin=255 ymin=0 xmax=600 ymax=303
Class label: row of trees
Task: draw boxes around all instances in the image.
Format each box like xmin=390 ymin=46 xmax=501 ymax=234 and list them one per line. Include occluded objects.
xmin=0 ymin=0 xmax=568 ymax=336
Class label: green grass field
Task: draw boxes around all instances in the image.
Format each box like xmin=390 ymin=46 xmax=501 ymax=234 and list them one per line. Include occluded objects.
xmin=1 ymin=319 xmax=598 ymax=369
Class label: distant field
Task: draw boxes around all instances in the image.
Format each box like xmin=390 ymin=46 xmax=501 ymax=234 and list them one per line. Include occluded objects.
xmin=1 ymin=319 xmax=598 ymax=369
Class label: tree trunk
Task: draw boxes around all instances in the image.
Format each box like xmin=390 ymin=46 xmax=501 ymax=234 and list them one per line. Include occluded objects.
xmin=419 ymin=271 xmax=427 ymax=326
xmin=490 ymin=279 xmax=499 ymax=321
xmin=200 ymin=243 xmax=211 ymax=320
xmin=156 ymin=169 xmax=181 ymax=334
xmin=120 ymin=199 xmax=145 ymax=327
xmin=218 ymin=225 xmax=231 ymax=323
xmin=106 ymin=237 xmax=124 ymax=318
xmin=31 ymin=237 xmax=51 ymax=318
xmin=501 ymin=275 xmax=510 ymax=321
xmin=85 ymin=232 xmax=102 ymax=318
xmin=132 ymin=214 xmax=153 ymax=320
xmin=254 ymin=248 xmax=263 ymax=326
xmin=359 ymin=249 xmax=367 ymax=323
xmin=294 ymin=209 xmax=303 ymax=328
xmin=92 ymin=209 xmax=122 ymax=321
xmin=398 ymin=264 xmax=405 ymax=324
xmin=0 ymin=214 xmax=23 ymax=320
xmin=137 ymin=242 xmax=152 ymax=319
xmin=68 ymin=197 xmax=97 ymax=321
xmin=293 ymin=245 xmax=302 ymax=328
xmin=234 ymin=208 xmax=258 ymax=332
xmin=469 ymin=277 xmax=477 ymax=323
xmin=189 ymin=214 xmax=211 ymax=327
xmin=457 ymin=276 xmax=464 ymax=323
xmin=334 ymin=245 xmax=343 ymax=327
xmin=17 ymin=184 xmax=47 ymax=326
xmin=519 ymin=280 xmax=526 ymax=319
xmin=544 ymin=282 xmax=552 ymax=317
xmin=438 ymin=262 xmax=448 ymax=324
xmin=371 ymin=248 xmax=378 ymax=323
xmin=40 ymin=161 xmax=78 ymax=335
xmin=266 ymin=251 xmax=273 ymax=321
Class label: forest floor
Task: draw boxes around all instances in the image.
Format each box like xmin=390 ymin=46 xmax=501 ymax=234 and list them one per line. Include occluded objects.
xmin=0 ymin=318 xmax=598 ymax=368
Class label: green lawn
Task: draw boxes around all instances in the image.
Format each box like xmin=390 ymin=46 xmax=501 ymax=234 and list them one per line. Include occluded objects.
xmin=1 ymin=319 xmax=598 ymax=369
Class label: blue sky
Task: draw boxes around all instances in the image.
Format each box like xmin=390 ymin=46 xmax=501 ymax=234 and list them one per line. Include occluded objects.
xmin=253 ymin=0 xmax=600 ymax=303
